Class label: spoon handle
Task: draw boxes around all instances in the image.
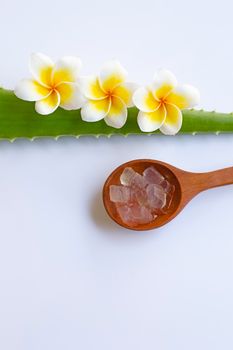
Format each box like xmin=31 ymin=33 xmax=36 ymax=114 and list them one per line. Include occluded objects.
xmin=191 ymin=167 xmax=233 ymax=193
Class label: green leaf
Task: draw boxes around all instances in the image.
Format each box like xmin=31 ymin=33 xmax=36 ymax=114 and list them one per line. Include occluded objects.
xmin=0 ymin=88 xmax=233 ymax=141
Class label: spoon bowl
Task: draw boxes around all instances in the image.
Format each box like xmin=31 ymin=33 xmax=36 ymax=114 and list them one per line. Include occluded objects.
xmin=102 ymin=159 xmax=233 ymax=230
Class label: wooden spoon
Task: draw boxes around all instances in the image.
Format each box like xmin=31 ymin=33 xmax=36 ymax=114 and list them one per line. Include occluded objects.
xmin=102 ymin=159 xmax=233 ymax=231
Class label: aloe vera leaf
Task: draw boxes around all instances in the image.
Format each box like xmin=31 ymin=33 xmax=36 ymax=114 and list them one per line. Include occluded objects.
xmin=0 ymin=88 xmax=233 ymax=140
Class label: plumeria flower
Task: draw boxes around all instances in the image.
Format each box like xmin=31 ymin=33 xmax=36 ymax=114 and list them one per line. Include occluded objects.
xmin=80 ymin=61 xmax=137 ymax=128
xmin=133 ymin=69 xmax=200 ymax=135
xmin=14 ymin=53 xmax=85 ymax=115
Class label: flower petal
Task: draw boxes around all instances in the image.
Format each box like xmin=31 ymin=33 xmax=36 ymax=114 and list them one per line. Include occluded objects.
xmin=166 ymin=84 xmax=200 ymax=109
xmin=133 ymin=87 xmax=160 ymax=112
xmin=159 ymin=103 xmax=182 ymax=135
xmin=14 ymin=79 xmax=51 ymax=101
xmin=80 ymin=76 xmax=106 ymax=100
xmin=35 ymin=90 xmax=60 ymax=115
xmin=152 ymin=69 xmax=177 ymax=100
xmin=81 ymin=98 xmax=111 ymax=122
xmin=99 ymin=60 xmax=127 ymax=93
xmin=137 ymin=104 xmax=166 ymax=132
xmin=56 ymin=82 xmax=86 ymax=110
xmin=104 ymin=96 xmax=127 ymax=128
xmin=112 ymin=82 xmax=137 ymax=107
xmin=30 ymin=52 xmax=54 ymax=87
xmin=52 ymin=56 xmax=82 ymax=86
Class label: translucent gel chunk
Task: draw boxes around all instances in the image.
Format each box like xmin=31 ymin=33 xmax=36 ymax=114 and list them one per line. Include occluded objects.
xmin=116 ymin=204 xmax=132 ymax=223
xmin=120 ymin=167 xmax=147 ymax=188
xmin=120 ymin=167 xmax=136 ymax=186
xmin=164 ymin=184 xmax=175 ymax=209
xmin=135 ymin=206 xmax=155 ymax=224
xmin=109 ymin=185 xmax=131 ymax=203
xmin=160 ymin=179 xmax=173 ymax=193
xmin=116 ymin=203 xmax=154 ymax=226
xmin=143 ymin=166 xmax=164 ymax=185
xmin=146 ymin=184 xmax=166 ymax=210
xmin=133 ymin=187 xmax=148 ymax=206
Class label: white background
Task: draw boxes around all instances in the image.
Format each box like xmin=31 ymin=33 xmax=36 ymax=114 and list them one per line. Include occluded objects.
xmin=0 ymin=0 xmax=233 ymax=349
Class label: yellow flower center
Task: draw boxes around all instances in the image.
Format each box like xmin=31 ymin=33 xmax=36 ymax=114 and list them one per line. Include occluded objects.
xmin=48 ymin=83 xmax=58 ymax=94
xmin=105 ymin=89 xmax=114 ymax=98
xmin=158 ymin=96 xmax=168 ymax=108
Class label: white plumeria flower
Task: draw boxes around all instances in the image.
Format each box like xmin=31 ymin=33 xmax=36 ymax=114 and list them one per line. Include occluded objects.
xmin=133 ymin=69 xmax=200 ymax=135
xmin=14 ymin=53 xmax=85 ymax=115
xmin=80 ymin=61 xmax=137 ymax=128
